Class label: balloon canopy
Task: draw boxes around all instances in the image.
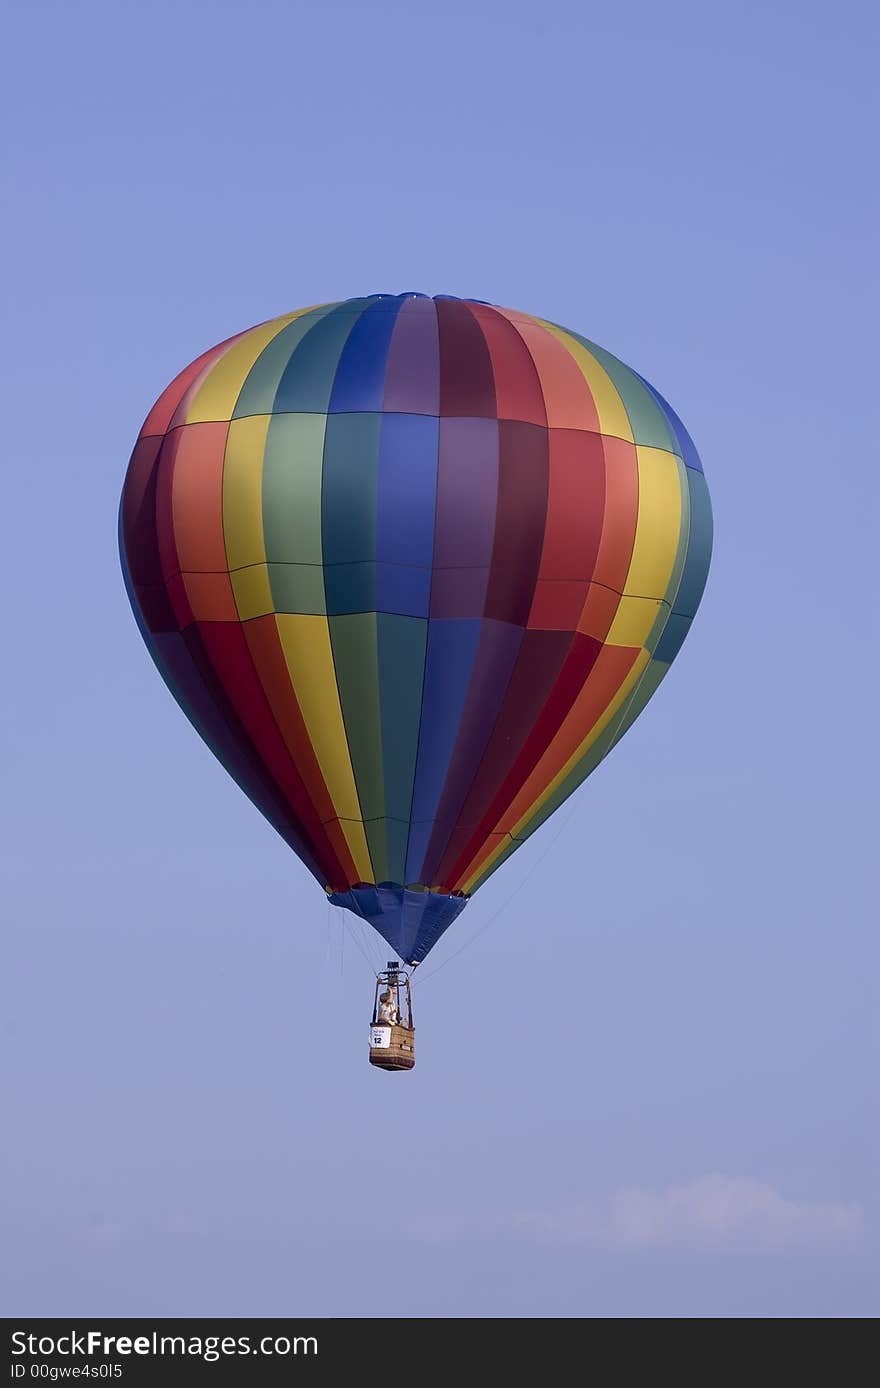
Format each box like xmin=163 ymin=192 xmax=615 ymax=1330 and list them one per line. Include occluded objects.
xmin=120 ymin=294 xmax=712 ymax=962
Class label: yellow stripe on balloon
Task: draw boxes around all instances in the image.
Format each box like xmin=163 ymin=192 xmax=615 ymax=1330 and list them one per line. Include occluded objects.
xmin=230 ymin=565 xmax=274 ymax=621
xmin=538 ymin=320 xmax=634 ymax=442
xmin=646 ymin=451 xmax=691 ymax=651
xmin=458 ymin=648 xmax=651 ymax=893
xmin=274 ymin=614 xmax=373 ymax=881
xmin=623 ymin=446 xmax=683 ymax=598
xmin=185 ymin=307 xmax=319 ymax=424
xmin=605 ymin=594 xmax=666 ymax=648
xmin=222 ymin=415 xmax=270 ymax=568
xmin=221 ymin=415 xmax=275 ymax=619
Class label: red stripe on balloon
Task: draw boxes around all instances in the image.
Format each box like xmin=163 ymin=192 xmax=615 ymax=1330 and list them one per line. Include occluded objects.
xmin=468 ymin=303 xmax=547 ymax=425
xmin=484 ymin=420 xmax=549 ymax=626
xmin=161 ymin=625 xmax=328 ymax=886
xmin=195 ymin=621 xmax=349 ymax=890
xmin=153 ymin=431 xmax=194 ymax=630
xmin=534 ymin=429 xmax=606 ymax=582
xmin=436 ymin=298 xmax=497 ymax=417
xmin=526 ymin=429 xmax=606 ymax=631
xmin=121 ymin=435 xmax=165 ymax=589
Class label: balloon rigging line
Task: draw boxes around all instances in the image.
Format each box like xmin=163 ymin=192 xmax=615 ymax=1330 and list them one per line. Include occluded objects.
xmin=321 ymin=897 xmax=333 ymax=970
xmin=342 ymin=914 xmax=380 ymax=976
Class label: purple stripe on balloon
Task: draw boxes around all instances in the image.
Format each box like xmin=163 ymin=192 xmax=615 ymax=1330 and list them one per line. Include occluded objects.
xmin=430 ymin=418 xmax=499 ymax=619
xmin=418 ymin=617 xmax=524 ymax=882
xmin=383 ymin=296 xmax=440 ymax=415
xmin=434 ymin=627 xmax=579 ymax=886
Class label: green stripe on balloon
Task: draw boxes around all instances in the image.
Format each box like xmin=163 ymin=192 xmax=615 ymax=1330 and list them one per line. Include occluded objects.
xmin=232 ymin=306 xmax=338 ymax=418
xmin=377 ymin=613 xmax=429 ymax=884
xmin=273 ymin=301 xmax=370 ymax=414
xmin=262 ymin=413 xmax=327 ymax=614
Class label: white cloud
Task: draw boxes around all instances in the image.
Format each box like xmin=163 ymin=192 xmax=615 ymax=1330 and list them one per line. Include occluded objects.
xmin=518 ymin=1174 xmax=864 ymax=1250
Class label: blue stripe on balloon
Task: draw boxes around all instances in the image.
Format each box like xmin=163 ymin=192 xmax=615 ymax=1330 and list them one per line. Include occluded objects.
xmin=375 ymin=412 xmax=439 ymax=617
xmin=329 ymin=297 xmax=404 ymax=413
xmin=321 ymin=412 xmax=383 ymax=614
xmin=405 ymin=618 xmax=483 ymax=882
xmin=653 ymin=613 xmax=693 ymax=664
xmin=636 ymin=374 xmax=705 ymax=474
xmin=673 ymin=468 xmax=713 ymax=618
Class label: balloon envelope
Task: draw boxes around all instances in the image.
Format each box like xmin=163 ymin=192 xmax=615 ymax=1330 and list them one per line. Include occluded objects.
xmin=120 ymin=294 xmax=712 ymax=962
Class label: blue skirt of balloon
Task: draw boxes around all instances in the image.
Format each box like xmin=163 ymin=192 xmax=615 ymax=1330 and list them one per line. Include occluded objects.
xmin=328 ymin=886 xmax=468 ymax=964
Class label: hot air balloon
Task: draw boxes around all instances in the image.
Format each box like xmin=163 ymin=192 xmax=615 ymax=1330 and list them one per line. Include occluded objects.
xmin=120 ymin=293 xmax=712 ymax=1070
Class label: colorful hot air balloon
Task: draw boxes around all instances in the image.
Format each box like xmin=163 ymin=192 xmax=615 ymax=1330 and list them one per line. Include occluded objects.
xmin=120 ymin=294 xmax=712 ymax=967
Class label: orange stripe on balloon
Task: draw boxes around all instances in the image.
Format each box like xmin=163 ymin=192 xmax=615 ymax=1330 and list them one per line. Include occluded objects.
xmin=591 ymin=435 xmax=639 ymax=593
xmin=577 ymin=581 xmax=623 ymax=640
xmin=493 ymin=310 xmax=601 ymax=432
xmin=169 ymin=422 xmax=230 ymax=574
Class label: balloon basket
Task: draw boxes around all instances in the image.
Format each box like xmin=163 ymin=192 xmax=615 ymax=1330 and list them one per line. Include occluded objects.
xmin=369 ymin=1022 xmax=415 ymax=1070
xmin=369 ymin=963 xmax=415 ymax=1072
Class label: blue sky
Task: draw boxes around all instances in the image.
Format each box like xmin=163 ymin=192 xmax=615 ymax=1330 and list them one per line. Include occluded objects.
xmin=2 ymin=0 xmax=876 ymax=1316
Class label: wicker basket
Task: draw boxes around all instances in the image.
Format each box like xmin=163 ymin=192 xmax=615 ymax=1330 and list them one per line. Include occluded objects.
xmin=369 ymin=1022 xmax=416 ymax=1071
